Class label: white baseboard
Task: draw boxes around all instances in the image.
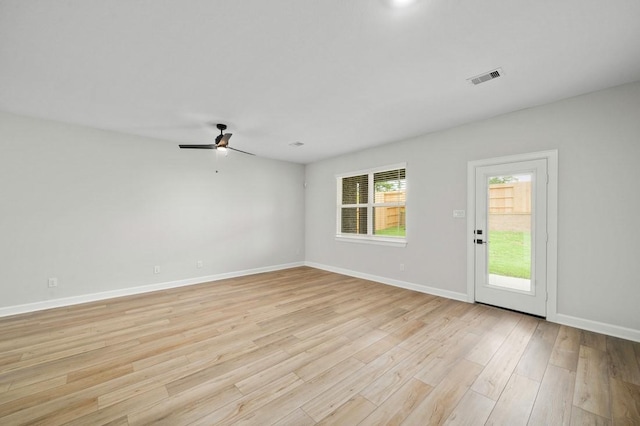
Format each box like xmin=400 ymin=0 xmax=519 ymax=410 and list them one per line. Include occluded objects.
xmin=305 ymin=261 xmax=469 ymax=303
xmin=0 ymin=262 xmax=305 ymax=318
xmin=4 ymin=261 xmax=638 ymax=343
xmin=555 ymin=313 xmax=640 ymax=343
xmin=305 ymin=262 xmax=640 ymax=343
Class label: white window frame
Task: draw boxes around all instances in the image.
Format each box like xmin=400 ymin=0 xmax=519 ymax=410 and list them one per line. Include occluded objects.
xmin=336 ymin=163 xmax=407 ymax=247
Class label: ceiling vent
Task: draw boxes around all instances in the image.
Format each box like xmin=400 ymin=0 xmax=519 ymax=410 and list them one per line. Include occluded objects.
xmin=468 ymin=68 xmax=503 ymax=85
xmin=289 ymin=141 xmax=304 ymax=147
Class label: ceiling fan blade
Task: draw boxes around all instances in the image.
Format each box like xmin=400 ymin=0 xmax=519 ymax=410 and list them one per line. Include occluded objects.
xmin=179 ymin=144 xmax=216 ymax=149
xmin=228 ymin=146 xmax=255 ymax=156
xmin=217 ymin=133 xmax=232 ymax=148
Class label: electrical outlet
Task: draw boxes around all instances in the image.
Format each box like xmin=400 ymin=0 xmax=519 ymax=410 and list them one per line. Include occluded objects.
xmin=196 ymin=260 xmax=203 ymax=268
xmin=154 ymin=265 xmax=160 ymax=274
xmin=48 ymin=277 xmax=58 ymax=288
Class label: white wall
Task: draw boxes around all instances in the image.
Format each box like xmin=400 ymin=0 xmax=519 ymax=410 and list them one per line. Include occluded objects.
xmin=305 ymin=81 xmax=640 ymax=336
xmin=0 ymin=111 xmax=305 ymax=309
xmin=2 ymin=82 xmax=639 ymax=339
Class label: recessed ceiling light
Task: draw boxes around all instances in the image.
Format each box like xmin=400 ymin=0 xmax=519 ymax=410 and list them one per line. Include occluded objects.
xmin=389 ymin=0 xmax=417 ymax=8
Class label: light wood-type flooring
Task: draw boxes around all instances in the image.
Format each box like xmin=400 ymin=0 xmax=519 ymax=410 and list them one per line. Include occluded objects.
xmin=1 ymin=267 xmax=639 ymax=425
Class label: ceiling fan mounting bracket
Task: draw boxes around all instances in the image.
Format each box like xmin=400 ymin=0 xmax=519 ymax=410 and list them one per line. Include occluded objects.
xmin=216 ymin=123 xmax=227 ymax=132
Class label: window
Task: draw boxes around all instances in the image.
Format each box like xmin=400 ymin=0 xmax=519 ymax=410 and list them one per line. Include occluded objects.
xmin=336 ymin=164 xmax=406 ymax=246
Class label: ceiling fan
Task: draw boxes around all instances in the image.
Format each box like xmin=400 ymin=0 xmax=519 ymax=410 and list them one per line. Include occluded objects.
xmin=179 ymin=123 xmax=255 ymax=155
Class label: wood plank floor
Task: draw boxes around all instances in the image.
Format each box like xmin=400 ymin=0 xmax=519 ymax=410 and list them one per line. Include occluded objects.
xmin=0 ymin=267 xmax=638 ymax=425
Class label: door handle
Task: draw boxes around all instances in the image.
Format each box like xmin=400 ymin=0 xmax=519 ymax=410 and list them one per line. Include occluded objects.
xmin=474 ymin=238 xmax=487 ymax=245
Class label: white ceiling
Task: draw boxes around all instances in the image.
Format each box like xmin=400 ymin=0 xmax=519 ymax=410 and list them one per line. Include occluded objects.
xmin=1 ymin=0 xmax=640 ymax=164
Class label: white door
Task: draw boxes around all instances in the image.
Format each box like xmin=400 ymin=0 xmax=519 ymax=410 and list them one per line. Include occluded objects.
xmin=474 ymin=159 xmax=548 ymax=316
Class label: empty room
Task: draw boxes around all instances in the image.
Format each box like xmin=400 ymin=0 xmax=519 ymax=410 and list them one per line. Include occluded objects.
xmin=1 ymin=0 xmax=639 ymax=425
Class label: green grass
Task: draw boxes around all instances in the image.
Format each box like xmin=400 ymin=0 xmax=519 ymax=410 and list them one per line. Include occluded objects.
xmin=375 ymin=226 xmax=406 ymax=237
xmin=488 ymin=231 xmax=531 ymax=279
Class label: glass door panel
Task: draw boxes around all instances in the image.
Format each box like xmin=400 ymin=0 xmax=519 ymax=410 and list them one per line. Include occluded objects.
xmin=487 ymin=174 xmax=532 ymax=292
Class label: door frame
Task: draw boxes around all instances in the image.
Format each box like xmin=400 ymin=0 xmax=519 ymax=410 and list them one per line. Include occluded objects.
xmin=467 ymin=150 xmax=558 ymax=320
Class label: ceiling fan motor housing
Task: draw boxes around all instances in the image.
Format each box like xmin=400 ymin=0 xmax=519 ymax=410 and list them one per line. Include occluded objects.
xmin=215 ymin=123 xmax=226 ymax=144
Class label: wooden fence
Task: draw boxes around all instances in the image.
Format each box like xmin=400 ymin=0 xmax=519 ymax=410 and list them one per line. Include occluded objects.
xmin=489 ymin=182 xmax=531 ymax=232
xmin=489 ymin=182 xmax=531 ymax=213
xmin=374 ymin=191 xmax=406 ymax=231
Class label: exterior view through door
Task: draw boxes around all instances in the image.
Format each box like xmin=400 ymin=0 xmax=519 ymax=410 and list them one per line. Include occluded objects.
xmin=473 ymin=159 xmax=548 ymax=317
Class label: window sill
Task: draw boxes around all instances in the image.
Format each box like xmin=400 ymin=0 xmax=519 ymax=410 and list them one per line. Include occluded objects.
xmin=335 ymin=234 xmax=407 ymax=248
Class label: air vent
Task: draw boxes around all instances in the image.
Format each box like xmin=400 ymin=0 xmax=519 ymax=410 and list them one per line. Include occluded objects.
xmin=289 ymin=141 xmax=304 ymax=147
xmin=468 ymin=68 xmax=503 ymax=85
